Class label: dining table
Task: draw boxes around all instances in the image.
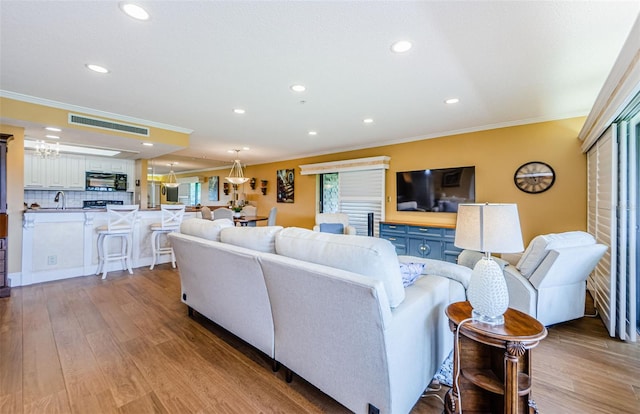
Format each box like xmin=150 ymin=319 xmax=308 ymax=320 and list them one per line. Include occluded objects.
xmin=233 ymin=215 xmax=269 ymax=226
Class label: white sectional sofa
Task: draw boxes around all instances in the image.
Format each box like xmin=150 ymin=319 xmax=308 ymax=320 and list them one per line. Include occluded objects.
xmin=169 ymin=219 xmax=470 ymax=414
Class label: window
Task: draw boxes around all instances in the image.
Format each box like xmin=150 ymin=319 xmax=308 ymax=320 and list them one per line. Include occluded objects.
xmin=302 ymin=156 xmax=390 ymax=237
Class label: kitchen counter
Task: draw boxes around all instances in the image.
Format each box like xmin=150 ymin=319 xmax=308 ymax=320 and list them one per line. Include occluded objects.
xmin=19 ymin=209 xmax=198 ymax=286
xmin=23 ymin=206 xmax=201 ymax=213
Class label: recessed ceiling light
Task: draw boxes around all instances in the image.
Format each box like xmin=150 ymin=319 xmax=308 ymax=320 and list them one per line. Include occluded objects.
xmin=363 ymin=118 xmax=374 ymax=124
xmin=290 ymin=84 xmax=306 ymax=92
xmin=86 ymin=64 xmax=110 ymax=74
xmin=45 ymin=127 xmax=61 ymax=132
xmin=445 ymin=98 xmax=460 ymax=104
xmin=120 ymin=3 xmax=150 ymax=21
xmin=391 ymin=40 xmax=412 ymax=53
xmin=308 ymin=131 xmax=317 ymax=136
xmin=233 ymin=108 xmax=246 ymax=114
xmin=242 ymin=147 xmax=250 ymax=151
xmin=45 ymin=135 xmax=60 ymax=139
xmin=142 ymin=142 xmax=153 ymax=146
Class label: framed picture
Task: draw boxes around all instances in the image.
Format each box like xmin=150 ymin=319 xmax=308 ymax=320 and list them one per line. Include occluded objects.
xmin=208 ymin=176 xmax=219 ymax=201
xmin=277 ymin=169 xmax=294 ymax=203
xmin=442 ymin=169 xmax=462 ymax=187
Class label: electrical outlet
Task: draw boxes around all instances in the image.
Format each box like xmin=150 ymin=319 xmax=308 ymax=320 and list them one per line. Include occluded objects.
xmin=47 ymin=255 xmax=57 ymax=265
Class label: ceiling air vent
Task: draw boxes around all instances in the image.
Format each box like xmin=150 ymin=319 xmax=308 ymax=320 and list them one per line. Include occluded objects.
xmin=68 ymin=113 xmax=150 ymax=137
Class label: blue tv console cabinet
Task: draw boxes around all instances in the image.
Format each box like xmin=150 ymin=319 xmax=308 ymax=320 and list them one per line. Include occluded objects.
xmin=379 ymin=222 xmax=462 ymax=263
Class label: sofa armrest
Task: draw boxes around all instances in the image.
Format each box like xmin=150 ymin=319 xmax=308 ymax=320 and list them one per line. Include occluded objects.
xmin=398 ymin=255 xmax=471 ymax=289
xmin=529 ymin=244 xmax=608 ymax=289
xmin=500 ymin=252 xmax=522 ymax=266
xmin=504 ymin=265 xmax=537 ymax=317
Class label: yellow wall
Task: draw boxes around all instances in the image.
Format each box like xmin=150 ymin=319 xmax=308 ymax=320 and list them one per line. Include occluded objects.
xmin=0 ymin=116 xmax=587 ymax=276
xmin=1 ymin=124 xmax=25 ymax=274
xmin=232 ymin=117 xmax=587 ymax=244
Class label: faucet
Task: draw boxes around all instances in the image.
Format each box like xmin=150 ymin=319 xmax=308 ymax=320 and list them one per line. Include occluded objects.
xmin=54 ymin=191 xmax=66 ymax=210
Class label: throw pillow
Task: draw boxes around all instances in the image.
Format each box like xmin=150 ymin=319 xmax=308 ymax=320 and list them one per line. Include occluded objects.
xmin=399 ymin=262 xmax=426 ymax=287
xmin=319 ymin=223 xmax=344 ymax=234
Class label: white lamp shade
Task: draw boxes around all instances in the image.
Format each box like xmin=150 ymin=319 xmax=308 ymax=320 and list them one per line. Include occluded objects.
xmin=225 ymin=159 xmax=249 ymax=184
xmin=454 ymin=203 xmax=524 ymax=254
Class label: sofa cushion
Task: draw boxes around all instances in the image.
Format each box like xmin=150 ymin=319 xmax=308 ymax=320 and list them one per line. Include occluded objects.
xmin=220 ymin=226 xmax=284 ymax=253
xmin=319 ymin=223 xmax=344 ymax=234
xmin=275 ymin=227 xmax=405 ymax=307
xmin=180 ymin=218 xmax=234 ymax=241
xmin=516 ymin=231 xmax=596 ymax=278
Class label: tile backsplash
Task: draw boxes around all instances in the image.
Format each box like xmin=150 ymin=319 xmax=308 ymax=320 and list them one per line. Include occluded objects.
xmin=24 ymin=190 xmax=133 ymax=209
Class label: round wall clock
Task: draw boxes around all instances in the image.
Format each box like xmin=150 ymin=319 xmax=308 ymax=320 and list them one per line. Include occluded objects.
xmin=514 ymin=161 xmax=555 ymax=194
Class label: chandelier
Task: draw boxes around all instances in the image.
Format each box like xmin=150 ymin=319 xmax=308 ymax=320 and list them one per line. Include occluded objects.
xmin=225 ymin=150 xmax=249 ymax=185
xmin=164 ymin=163 xmax=179 ymax=188
xmin=35 ymin=140 xmax=60 ymax=159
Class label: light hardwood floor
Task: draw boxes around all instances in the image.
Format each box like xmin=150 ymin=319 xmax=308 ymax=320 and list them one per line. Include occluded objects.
xmin=1 ymin=265 xmax=639 ymax=413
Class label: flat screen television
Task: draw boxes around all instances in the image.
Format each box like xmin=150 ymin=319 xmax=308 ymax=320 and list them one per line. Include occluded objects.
xmin=396 ymin=166 xmax=475 ymax=212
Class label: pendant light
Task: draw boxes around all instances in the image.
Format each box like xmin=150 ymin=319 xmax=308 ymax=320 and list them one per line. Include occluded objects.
xmin=165 ymin=163 xmax=179 ymax=188
xmin=225 ymin=150 xmax=249 ymax=185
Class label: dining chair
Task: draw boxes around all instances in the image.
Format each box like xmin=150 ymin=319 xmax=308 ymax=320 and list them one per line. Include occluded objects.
xmin=201 ymin=206 xmax=212 ymax=220
xmin=267 ymin=207 xmax=277 ymax=226
xmin=96 ymin=204 xmax=139 ymax=279
xmin=242 ymin=205 xmax=257 ymax=216
xmin=149 ymin=204 xmax=185 ymax=270
xmin=213 ymin=207 xmax=234 ymax=221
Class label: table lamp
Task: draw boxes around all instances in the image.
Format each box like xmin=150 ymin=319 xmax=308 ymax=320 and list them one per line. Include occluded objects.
xmin=454 ymin=203 xmax=524 ymax=325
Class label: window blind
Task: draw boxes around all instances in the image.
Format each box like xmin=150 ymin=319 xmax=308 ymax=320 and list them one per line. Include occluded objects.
xmin=588 ymin=117 xmax=639 ymax=342
xmin=587 ymin=125 xmax=617 ymax=338
xmin=338 ymin=169 xmax=385 ymax=237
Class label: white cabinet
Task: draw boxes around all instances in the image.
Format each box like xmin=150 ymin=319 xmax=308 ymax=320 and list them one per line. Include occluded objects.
xmin=65 ymin=154 xmax=86 ymax=190
xmin=24 ymin=151 xmax=46 ymax=187
xmin=25 ymin=152 xmax=133 ymax=191
xmin=109 ymin=159 xmax=126 ymax=173
xmin=46 ymin=158 xmax=66 ymax=188
xmin=85 ymin=156 xmax=107 ymax=172
xmin=25 ymin=152 xmax=84 ymax=190
xmin=85 ymin=156 xmax=131 ymax=175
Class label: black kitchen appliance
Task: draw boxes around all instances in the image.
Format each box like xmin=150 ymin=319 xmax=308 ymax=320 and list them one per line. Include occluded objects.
xmin=83 ymin=200 xmax=124 ymax=209
xmin=86 ymin=172 xmax=128 ymax=192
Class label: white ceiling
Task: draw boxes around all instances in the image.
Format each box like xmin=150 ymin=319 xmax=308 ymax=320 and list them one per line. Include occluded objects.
xmin=1 ymin=1 xmax=639 ymax=174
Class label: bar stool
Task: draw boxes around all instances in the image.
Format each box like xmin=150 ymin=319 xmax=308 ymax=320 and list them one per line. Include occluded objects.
xmin=150 ymin=204 xmax=185 ymax=270
xmin=96 ymin=204 xmax=139 ymax=280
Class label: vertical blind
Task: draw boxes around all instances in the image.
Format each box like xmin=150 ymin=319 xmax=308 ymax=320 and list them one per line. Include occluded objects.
xmin=338 ymin=169 xmax=385 ymax=237
xmin=587 ymin=126 xmax=618 ymax=337
xmin=588 ymin=116 xmax=639 ymax=342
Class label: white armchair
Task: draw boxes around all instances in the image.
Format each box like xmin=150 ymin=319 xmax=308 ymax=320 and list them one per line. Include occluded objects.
xmin=458 ymin=231 xmax=607 ymax=326
xmin=313 ymin=213 xmax=357 ymax=235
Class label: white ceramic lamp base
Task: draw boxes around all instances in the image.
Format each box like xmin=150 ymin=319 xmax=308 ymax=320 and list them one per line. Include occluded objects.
xmin=467 ymin=256 xmax=509 ymax=326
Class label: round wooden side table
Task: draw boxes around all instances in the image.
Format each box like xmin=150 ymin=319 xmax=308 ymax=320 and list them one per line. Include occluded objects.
xmin=445 ymin=301 xmax=547 ymax=414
